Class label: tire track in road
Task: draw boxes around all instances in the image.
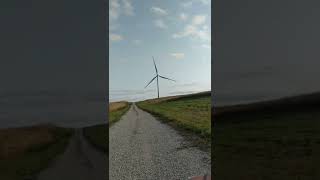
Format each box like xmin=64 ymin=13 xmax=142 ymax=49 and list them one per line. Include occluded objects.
xmin=109 ymin=103 xmax=211 ymax=180
xmin=37 ymin=128 xmax=107 ymax=180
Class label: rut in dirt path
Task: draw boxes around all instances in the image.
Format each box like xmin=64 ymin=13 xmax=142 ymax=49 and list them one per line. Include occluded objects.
xmin=109 ymin=103 xmax=211 ymax=180
xmin=37 ymin=129 xmax=107 ymax=180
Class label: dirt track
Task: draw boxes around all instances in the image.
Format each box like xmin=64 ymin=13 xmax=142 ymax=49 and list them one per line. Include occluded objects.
xmin=109 ymin=103 xmax=211 ymax=180
xmin=37 ymin=129 xmax=107 ymax=180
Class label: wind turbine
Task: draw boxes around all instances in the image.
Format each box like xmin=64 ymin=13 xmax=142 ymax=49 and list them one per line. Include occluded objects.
xmin=145 ymin=57 xmax=176 ymax=98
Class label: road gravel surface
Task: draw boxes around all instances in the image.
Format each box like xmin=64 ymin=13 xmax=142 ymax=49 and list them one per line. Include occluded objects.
xmin=109 ymin=103 xmax=211 ymax=180
xmin=38 ymin=129 xmax=107 ymax=180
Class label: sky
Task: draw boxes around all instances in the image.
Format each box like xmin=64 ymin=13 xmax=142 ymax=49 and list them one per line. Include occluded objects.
xmin=0 ymin=0 xmax=107 ymax=128
xmin=214 ymin=0 xmax=320 ymax=106
xmin=109 ymin=0 xmax=211 ymax=102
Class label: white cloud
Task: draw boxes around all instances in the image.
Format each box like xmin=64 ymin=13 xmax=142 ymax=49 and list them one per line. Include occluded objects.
xmin=133 ymin=39 xmax=142 ymax=45
xmin=173 ymin=15 xmax=210 ymax=42
xmin=181 ymin=1 xmax=193 ymax=8
xmin=110 ymin=0 xmax=121 ymax=21
xmin=110 ymin=33 xmax=123 ymax=42
xmin=181 ymin=0 xmax=210 ymax=8
xmin=122 ymin=0 xmax=134 ymax=16
xmin=199 ymin=0 xmax=210 ymax=5
xmin=192 ymin=15 xmax=206 ymax=25
xmin=154 ymin=19 xmax=167 ymax=29
xmin=170 ymin=53 xmax=185 ymax=59
xmin=109 ymin=0 xmax=134 ymax=43
xmin=150 ymin=7 xmax=168 ymax=16
xmin=179 ymin=13 xmax=188 ymax=21
xmin=109 ymin=0 xmax=134 ymax=28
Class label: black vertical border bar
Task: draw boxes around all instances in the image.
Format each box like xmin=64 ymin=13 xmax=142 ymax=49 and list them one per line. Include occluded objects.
xmin=211 ymin=0 xmax=217 ymax=177
xmin=105 ymin=0 xmax=110 ymax=178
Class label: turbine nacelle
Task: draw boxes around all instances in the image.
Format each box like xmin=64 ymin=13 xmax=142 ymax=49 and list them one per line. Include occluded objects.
xmin=144 ymin=57 xmax=176 ymax=98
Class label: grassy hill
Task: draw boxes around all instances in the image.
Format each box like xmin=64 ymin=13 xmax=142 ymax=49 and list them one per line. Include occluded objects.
xmin=214 ymin=91 xmax=320 ymax=118
xmin=137 ymin=91 xmax=211 ymax=150
xmin=109 ymin=101 xmax=131 ymax=126
xmin=213 ymin=92 xmax=320 ymax=179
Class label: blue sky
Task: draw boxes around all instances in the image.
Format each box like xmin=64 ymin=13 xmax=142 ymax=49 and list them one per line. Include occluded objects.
xmin=109 ymin=0 xmax=211 ymax=102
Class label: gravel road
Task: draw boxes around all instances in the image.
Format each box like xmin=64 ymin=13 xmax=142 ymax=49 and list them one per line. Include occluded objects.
xmin=109 ymin=103 xmax=211 ymax=180
xmin=37 ymin=128 xmax=107 ymax=180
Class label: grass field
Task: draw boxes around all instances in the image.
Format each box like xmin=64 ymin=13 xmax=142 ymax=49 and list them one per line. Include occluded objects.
xmin=213 ymin=93 xmax=320 ymax=179
xmin=83 ymin=124 xmax=108 ymax=152
xmin=83 ymin=101 xmax=130 ymax=152
xmin=137 ymin=92 xmax=211 ymax=149
xmin=0 ymin=125 xmax=73 ymax=180
xmin=109 ymin=101 xmax=131 ymax=126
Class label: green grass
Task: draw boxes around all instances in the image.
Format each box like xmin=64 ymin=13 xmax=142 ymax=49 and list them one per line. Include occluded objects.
xmin=109 ymin=102 xmax=131 ymax=126
xmin=0 ymin=126 xmax=73 ymax=180
xmin=83 ymin=124 xmax=108 ymax=152
xmin=214 ymin=110 xmax=320 ymax=179
xmin=137 ymin=92 xmax=211 ymax=148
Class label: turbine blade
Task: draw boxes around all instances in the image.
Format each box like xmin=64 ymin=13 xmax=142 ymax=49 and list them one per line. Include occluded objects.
xmin=152 ymin=56 xmax=158 ymax=74
xmin=145 ymin=76 xmax=157 ymax=88
xmin=159 ymin=75 xmax=176 ymax=82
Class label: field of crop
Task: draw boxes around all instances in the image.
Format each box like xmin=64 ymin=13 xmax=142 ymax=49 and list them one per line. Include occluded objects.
xmin=83 ymin=101 xmax=130 ymax=152
xmin=109 ymin=101 xmax=131 ymax=125
xmin=137 ymin=92 xmax=211 ymax=148
xmin=214 ymin=104 xmax=320 ymax=179
xmin=0 ymin=125 xmax=73 ymax=180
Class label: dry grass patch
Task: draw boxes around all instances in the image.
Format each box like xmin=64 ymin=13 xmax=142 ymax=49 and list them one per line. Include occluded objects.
xmin=0 ymin=125 xmax=55 ymax=159
xmin=109 ymin=101 xmax=129 ymax=112
xmin=0 ymin=124 xmax=73 ymax=180
xmin=109 ymin=101 xmax=130 ymax=125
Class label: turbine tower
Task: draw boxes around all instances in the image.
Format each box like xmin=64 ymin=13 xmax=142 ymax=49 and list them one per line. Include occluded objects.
xmin=145 ymin=57 xmax=175 ymax=98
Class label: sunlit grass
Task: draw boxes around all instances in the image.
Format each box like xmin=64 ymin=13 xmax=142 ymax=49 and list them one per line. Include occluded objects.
xmin=109 ymin=101 xmax=131 ymax=125
xmin=137 ymin=92 xmax=211 ymax=145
